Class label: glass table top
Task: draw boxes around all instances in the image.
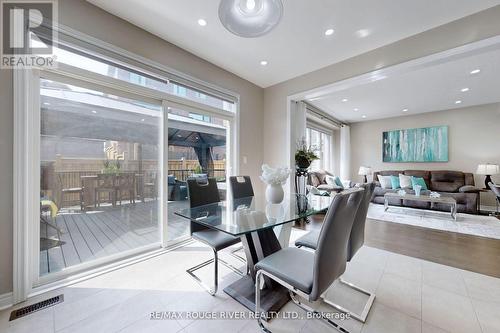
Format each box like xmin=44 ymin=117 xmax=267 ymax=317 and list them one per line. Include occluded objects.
xmin=174 ymin=194 xmax=334 ymax=236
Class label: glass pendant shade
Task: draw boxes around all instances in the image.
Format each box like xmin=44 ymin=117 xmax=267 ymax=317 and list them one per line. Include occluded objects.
xmin=218 ymin=0 xmax=283 ymax=38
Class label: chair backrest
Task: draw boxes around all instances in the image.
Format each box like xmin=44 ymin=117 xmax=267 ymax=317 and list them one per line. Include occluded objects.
xmin=347 ymin=182 xmax=376 ymax=261
xmin=229 ymin=176 xmax=254 ymax=199
xmin=310 ymin=188 xmax=364 ymax=301
xmin=489 ymin=182 xmax=500 ymax=198
xmin=187 ymin=177 xmax=220 ymax=234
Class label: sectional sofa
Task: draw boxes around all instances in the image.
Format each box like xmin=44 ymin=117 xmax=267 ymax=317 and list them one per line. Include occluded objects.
xmin=372 ymin=170 xmax=479 ymax=214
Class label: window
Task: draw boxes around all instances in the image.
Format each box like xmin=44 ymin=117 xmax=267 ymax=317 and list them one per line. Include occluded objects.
xmin=18 ymin=33 xmax=238 ymax=291
xmin=52 ymin=45 xmax=236 ymax=113
xmin=306 ymin=126 xmax=333 ymax=171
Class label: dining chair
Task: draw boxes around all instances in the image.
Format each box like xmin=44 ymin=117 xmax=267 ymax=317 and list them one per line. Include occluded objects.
xmin=186 ymin=177 xmax=244 ymax=295
xmin=228 ymin=176 xmax=254 ymax=263
xmin=229 ymin=176 xmax=254 ymax=199
xmin=254 ymin=188 xmax=364 ymax=332
xmin=294 ymin=182 xmax=376 ymax=322
xmin=488 ymin=182 xmax=500 ymax=214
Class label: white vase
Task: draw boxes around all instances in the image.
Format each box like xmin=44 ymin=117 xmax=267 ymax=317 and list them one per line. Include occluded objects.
xmin=266 ymin=184 xmax=284 ymax=204
xmin=414 ymin=185 xmax=422 ymax=196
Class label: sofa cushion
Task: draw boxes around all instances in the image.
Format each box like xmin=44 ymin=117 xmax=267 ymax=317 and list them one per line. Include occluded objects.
xmin=317 ymin=184 xmax=343 ymax=192
xmin=430 ymin=171 xmax=465 ymax=192
xmin=404 ymin=170 xmax=430 ymax=189
xmin=378 ymin=175 xmax=393 ymax=189
xmin=411 ymin=176 xmax=428 ymax=190
xmin=399 ymin=174 xmax=412 ymax=188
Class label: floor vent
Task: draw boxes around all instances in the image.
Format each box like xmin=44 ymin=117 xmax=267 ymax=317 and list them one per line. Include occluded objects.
xmin=9 ymin=294 xmax=64 ymax=321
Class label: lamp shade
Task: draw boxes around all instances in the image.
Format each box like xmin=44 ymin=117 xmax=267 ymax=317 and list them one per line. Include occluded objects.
xmin=476 ymin=164 xmax=500 ymax=175
xmin=358 ymin=166 xmax=372 ymax=176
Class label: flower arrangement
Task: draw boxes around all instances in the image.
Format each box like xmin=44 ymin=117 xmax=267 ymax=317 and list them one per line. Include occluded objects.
xmin=295 ymin=137 xmax=319 ymax=169
xmin=260 ymin=164 xmax=290 ymax=186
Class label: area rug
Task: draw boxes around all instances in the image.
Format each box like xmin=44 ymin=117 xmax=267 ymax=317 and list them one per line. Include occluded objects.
xmin=367 ymin=203 xmax=500 ymax=240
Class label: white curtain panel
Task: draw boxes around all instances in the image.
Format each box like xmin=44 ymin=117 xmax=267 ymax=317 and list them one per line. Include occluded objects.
xmin=340 ymin=125 xmax=351 ymax=180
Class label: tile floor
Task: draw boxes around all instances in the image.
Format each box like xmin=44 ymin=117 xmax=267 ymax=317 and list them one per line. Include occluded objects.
xmin=1 ymin=231 xmax=500 ymax=333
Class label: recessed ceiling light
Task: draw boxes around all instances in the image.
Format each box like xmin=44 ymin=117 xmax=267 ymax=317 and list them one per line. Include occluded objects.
xmin=324 ymin=28 xmax=334 ymax=36
xmin=402 ymin=108 xmax=408 ymax=112
xmin=167 ymin=107 xmax=172 ymax=110
xmin=342 ymin=98 xmax=348 ymax=102
xmin=356 ymin=29 xmax=371 ymax=38
xmin=361 ymin=115 xmax=367 ymax=119
xmin=461 ymin=87 xmax=470 ymax=92
xmin=260 ymin=60 xmax=268 ymax=66
xmin=91 ymin=110 xmax=97 ymax=114
xmin=353 ymin=108 xmax=359 ymax=111
xmin=455 ymin=100 xmax=462 ymax=104
xmin=141 ymin=118 xmax=145 ymax=122
xmin=43 ymin=102 xmax=50 ymax=106
xmin=197 ymin=19 xmax=207 ymax=26
xmin=470 ymin=69 xmax=480 ymax=75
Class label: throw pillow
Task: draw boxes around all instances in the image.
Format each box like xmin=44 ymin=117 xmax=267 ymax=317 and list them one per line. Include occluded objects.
xmin=399 ymin=174 xmax=412 ymax=188
xmin=411 ymin=176 xmax=428 ymax=190
xmin=377 ymin=175 xmax=392 ymax=189
xmin=325 ymin=175 xmax=336 ymax=186
xmin=334 ymin=176 xmax=344 ymax=189
xmin=390 ymin=175 xmax=400 ymax=189
xmin=341 ymin=180 xmax=351 ymax=188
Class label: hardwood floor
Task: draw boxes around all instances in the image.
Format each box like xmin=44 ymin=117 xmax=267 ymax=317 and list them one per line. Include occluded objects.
xmin=297 ymin=214 xmax=500 ymax=278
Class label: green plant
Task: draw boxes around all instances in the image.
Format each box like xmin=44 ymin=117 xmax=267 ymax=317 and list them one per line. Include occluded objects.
xmin=193 ymin=165 xmax=203 ymax=174
xmin=295 ymin=137 xmax=319 ymax=167
xmin=102 ymin=160 xmax=121 ymax=174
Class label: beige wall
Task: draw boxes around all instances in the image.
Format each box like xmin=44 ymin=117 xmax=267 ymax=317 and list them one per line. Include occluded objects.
xmin=263 ymin=6 xmax=500 ymax=169
xmin=0 ymin=69 xmax=13 ymax=296
xmin=350 ymin=104 xmax=500 ymax=201
xmin=0 ymin=0 xmax=264 ymax=295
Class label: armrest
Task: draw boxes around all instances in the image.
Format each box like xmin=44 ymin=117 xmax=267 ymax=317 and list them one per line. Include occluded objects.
xmin=459 ymin=185 xmax=479 ymax=193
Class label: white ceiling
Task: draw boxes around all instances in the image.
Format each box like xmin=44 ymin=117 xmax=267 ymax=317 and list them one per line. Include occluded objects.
xmin=87 ymin=0 xmax=500 ymax=88
xmin=308 ymin=45 xmax=500 ymax=123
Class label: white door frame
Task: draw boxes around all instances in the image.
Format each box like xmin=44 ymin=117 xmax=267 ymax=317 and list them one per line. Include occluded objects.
xmin=13 ymin=63 xmax=238 ymax=303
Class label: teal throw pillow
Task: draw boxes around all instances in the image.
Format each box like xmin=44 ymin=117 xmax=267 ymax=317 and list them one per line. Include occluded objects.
xmin=390 ymin=175 xmax=400 ymax=189
xmin=411 ymin=176 xmax=428 ymax=190
xmin=334 ymin=176 xmax=344 ymax=189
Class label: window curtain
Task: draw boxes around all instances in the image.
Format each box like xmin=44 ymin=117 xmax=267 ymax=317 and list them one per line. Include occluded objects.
xmin=340 ymin=125 xmax=351 ymax=180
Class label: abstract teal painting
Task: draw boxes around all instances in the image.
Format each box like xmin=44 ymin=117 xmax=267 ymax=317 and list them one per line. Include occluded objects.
xmin=383 ymin=126 xmax=448 ymax=162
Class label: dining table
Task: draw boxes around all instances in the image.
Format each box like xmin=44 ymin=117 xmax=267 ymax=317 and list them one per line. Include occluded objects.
xmin=175 ymin=193 xmax=333 ymax=314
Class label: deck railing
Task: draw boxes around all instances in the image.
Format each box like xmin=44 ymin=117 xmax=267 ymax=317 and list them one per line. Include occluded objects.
xmin=50 ymin=169 xmax=226 ymax=208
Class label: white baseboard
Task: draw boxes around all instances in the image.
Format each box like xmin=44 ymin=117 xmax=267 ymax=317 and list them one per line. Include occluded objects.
xmin=0 ymin=292 xmax=13 ymax=311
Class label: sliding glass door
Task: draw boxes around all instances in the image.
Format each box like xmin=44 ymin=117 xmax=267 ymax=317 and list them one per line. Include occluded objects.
xmin=166 ymin=105 xmax=229 ymax=241
xmin=39 ymin=75 xmax=163 ymax=278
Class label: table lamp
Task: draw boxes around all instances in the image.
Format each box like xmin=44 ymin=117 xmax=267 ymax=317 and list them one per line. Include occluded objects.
xmin=476 ymin=164 xmax=500 ymax=189
xmin=358 ymin=166 xmax=372 ymax=183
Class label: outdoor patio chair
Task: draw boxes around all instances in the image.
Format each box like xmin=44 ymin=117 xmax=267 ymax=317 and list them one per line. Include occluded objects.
xmin=57 ymin=172 xmax=84 ymax=211
xmin=95 ymin=174 xmax=117 ymax=207
xmin=116 ymin=173 xmax=136 ymax=205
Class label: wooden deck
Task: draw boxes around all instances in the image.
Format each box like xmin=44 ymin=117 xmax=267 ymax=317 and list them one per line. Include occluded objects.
xmin=40 ymin=200 xmax=190 ymax=276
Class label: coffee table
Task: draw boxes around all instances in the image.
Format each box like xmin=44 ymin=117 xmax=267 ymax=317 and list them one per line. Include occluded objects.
xmin=384 ymin=192 xmax=457 ymax=220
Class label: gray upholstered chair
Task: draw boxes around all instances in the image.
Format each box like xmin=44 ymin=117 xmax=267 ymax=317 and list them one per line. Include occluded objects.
xmin=294 ymin=183 xmax=376 ymax=322
xmin=229 ymin=176 xmax=254 ymax=263
xmin=489 ymin=182 xmax=500 ymax=214
xmin=254 ymin=188 xmax=364 ymax=332
xmin=229 ymin=176 xmax=254 ymax=199
xmin=186 ymin=178 xmax=244 ymax=295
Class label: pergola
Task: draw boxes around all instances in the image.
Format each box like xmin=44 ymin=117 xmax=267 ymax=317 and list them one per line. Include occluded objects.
xmin=41 ymin=85 xmax=227 ymax=174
